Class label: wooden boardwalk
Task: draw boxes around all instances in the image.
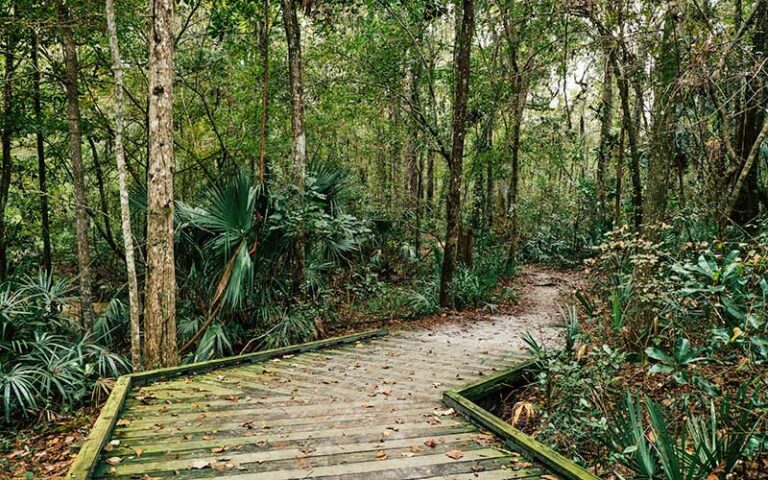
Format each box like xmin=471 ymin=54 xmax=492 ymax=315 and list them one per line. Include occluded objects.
xmin=92 ymin=326 xmax=555 ymax=479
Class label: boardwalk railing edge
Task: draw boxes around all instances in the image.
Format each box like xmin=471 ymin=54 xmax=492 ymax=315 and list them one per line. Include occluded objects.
xmin=66 ymin=328 xmax=389 ymax=480
xmin=443 ymin=360 xmax=603 ymax=480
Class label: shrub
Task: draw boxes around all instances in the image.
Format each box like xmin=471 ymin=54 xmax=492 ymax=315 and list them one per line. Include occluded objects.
xmin=0 ymin=275 xmax=130 ymax=424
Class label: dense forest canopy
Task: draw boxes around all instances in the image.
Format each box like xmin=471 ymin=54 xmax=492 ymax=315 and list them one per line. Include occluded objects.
xmin=1 ymin=0 xmax=768 ymax=476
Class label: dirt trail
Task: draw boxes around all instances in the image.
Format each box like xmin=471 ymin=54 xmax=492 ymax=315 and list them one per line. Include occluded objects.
xmin=402 ymin=264 xmax=581 ymax=354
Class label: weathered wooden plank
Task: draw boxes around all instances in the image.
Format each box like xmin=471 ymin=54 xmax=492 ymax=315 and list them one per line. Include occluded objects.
xmin=113 ymin=408 xmax=461 ymax=440
xmin=117 ymin=402 xmax=438 ymax=430
xmin=426 ymin=470 xmax=543 ymax=480
xmin=326 ymin=344 xmax=510 ymax=371
xmin=97 ymin=432 xmax=488 ymax=476
xmin=454 ymin=360 xmax=536 ymax=401
xmin=141 ymin=448 xmax=508 ymax=480
xmin=106 ymin=423 xmax=478 ymax=457
xmin=282 ymin=354 xmax=481 ymax=386
xmin=443 ymin=390 xmax=601 ymax=480
xmin=300 ymin=458 xmax=541 ymax=480
xmin=122 ymin=394 xmax=432 ymax=417
xmin=130 ymin=329 xmax=389 ymax=386
xmin=67 ymin=375 xmax=132 ymax=480
xmin=68 ymin=329 xmax=388 ymax=480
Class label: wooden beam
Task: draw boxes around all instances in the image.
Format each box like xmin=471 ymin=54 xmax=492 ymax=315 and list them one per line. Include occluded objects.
xmin=456 ymin=359 xmax=535 ymax=401
xmin=66 ymin=328 xmax=389 ymax=480
xmin=444 ymin=361 xmax=603 ymax=480
xmin=66 ymin=375 xmax=131 ymax=480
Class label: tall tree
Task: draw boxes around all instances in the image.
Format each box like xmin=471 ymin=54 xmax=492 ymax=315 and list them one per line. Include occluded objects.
xmin=500 ymin=6 xmax=532 ymax=265
xmin=439 ymin=0 xmax=474 ymax=307
xmin=107 ymin=0 xmax=142 ymax=371
xmin=728 ymin=0 xmax=768 ymax=224
xmin=257 ymin=0 xmax=270 ymax=186
xmin=145 ymin=0 xmax=178 ymax=368
xmin=58 ymin=2 xmax=94 ymax=329
xmin=280 ymin=0 xmax=306 ymax=291
xmin=31 ymin=29 xmax=52 ymax=276
xmin=645 ymin=8 xmax=680 ymax=227
xmin=596 ymin=53 xmax=613 ymax=224
xmin=0 ymin=3 xmax=17 ymax=282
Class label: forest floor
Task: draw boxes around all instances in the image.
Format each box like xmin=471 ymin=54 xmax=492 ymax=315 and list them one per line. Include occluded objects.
xmin=1 ymin=264 xmax=578 ymax=479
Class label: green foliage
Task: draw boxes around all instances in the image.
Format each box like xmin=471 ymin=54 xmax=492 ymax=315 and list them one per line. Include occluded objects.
xmin=262 ymin=305 xmax=320 ymax=350
xmin=525 ymin=339 xmax=627 ymax=465
xmin=0 ymin=275 xmax=130 ymax=424
xmin=175 ymin=167 xmax=371 ymax=355
xmin=607 ymin=390 xmax=762 ymax=480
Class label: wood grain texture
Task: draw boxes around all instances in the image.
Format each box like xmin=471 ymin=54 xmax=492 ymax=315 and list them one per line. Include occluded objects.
xmin=71 ymin=328 xmax=556 ymax=479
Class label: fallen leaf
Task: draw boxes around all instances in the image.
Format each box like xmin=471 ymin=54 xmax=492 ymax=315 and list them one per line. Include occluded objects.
xmin=375 ymin=450 xmax=388 ymax=460
xmin=106 ymin=457 xmax=122 ymax=465
xmin=446 ymin=449 xmax=463 ymax=460
xmin=190 ymin=460 xmax=210 ymax=470
xmin=423 ymin=439 xmax=437 ymax=448
xmin=115 ymin=419 xmax=130 ymax=427
xmin=433 ymin=407 xmax=455 ymax=416
xmin=134 ymin=448 xmax=144 ymax=457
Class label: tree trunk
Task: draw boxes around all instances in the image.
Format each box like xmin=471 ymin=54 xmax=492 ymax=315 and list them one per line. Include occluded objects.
xmin=107 ymin=0 xmax=142 ymax=371
xmin=729 ymin=0 xmax=767 ymax=225
xmin=32 ymin=29 xmax=52 ymax=276
xmin=645 ymin=11 xmax=679 ymax=228
xmin=613 ymin=52 xmax=643 ymax=231
xmin=596 ymin=54 xmax=613 ymax=223
xmin=426 ymin=149 xmax=434 ymax=206
xmin=257 ymin=0 xmax=270 ymax=186
xmin=88 ymin=136 xmax=117 ymax=253
xmin=0 ymin=6 xmax=17 ymax=282
xmin=415 ymin=149 xmax=423 ymax=256
xmin=505 ymin=73 xmax=529 ymax=266
xmin=439 ymin=0 xmax=474 ymax=308
xmin=615 ymin=123 xmax=626 ymax=226
xmin=405 ymin=60 xmax=421 ymax=207
xmin=58 ymin=3 xmax=94 ymax=329
xmin=281 ymin=0 xmax=306 ymax=292
xmin=145 ymin=0 xmax=178 ymax=369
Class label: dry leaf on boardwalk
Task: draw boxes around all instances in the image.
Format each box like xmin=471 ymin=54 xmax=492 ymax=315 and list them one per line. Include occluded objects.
xmin=446 ymin=449 xmax=464 ymax=460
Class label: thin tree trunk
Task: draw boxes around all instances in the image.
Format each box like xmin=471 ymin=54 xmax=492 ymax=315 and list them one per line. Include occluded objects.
xmin=58 ymin=3 xmax=94 ymax=329
xmin=88 ymin=136 xmax=117 ymax=252
xmin=281 ymin=0 xmax=307 ymax=293
xmin=486 ymin=162 xmax=494 ymax=229
xmin=596 ymin=53 xmax=613 ymax=222
xmin=645 ymin=11 xmax=679 ymax=228
xmin=729 ymin=0 xmax=767 ymax=224
xmin=405 ymin=59 xmax=421 ymax=206
xmin=31 ymin=30 xmax=52 ymax=276
xmin=613 ymin=52 xmax=643 ymax=230
xmin=415 ymin=148 xmax=423 ymax=256
xmin=505 ymin=74 xmax=529 ymax=266
xmin=0 ymin=6 xmax=17 ymax=282
xmin=258 ymin=0 xmax=270 ymax=186
xmin=107 ymin=0 xmax=142 ymax=371
xmin=615 ymin=123 xmax=626 ymax=226
xmin=145 ymin=0 xmax=178 ymax=369
xmin=426 ymin=150 xmax=434 ymax=206
xmin=439 ymin=0 xmax=474 ymax=308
